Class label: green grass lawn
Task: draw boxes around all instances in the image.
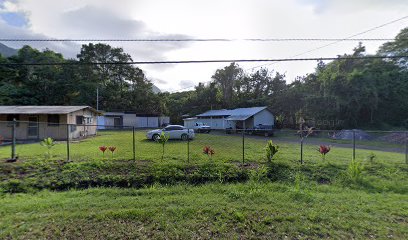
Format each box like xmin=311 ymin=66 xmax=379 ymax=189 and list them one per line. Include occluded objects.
xmin=0 ymin=130 xmax=407 ymax=238
xmin=1 ymin=183 xmax=407 ymax=239
xmin=273 ymin=130 xmax=406 ymax=149
xmin=0 ymin=130 xmax=405 ymax=164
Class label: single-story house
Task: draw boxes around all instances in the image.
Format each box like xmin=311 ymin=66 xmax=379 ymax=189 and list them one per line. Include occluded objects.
xmin=97 ymin=111 xmax=170 ymax=129
xmin=0 ymin=106 xmax=100 ymax=140
xmin=184 ymin=106 xmax=274 ymax=130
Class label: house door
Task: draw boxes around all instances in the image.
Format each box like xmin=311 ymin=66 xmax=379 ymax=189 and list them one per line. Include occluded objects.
xmin=28 ymin=116 xmax=39 ymax=139
xmin=114 ymin=117 xmax=122 ymax=128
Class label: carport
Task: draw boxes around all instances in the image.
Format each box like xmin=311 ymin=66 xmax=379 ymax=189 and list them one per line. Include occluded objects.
xmin=225 ymin=115 xmax=254 ymax=130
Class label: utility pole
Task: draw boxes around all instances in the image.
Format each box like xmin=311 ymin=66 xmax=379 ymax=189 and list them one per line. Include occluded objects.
xmin=96 ymin=87 xmax=99 ymax=111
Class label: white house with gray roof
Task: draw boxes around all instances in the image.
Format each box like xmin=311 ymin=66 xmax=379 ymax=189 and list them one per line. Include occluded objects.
xmin=184 ymin=106 xmax=274 ymax=130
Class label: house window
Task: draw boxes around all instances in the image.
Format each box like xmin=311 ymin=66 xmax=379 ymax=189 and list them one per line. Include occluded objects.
xmin=85 ymin=117 xmax=93 ymax=124
xmin=7 ymin=114 xmax=19 ymax=126
xmin=70 ymin=125 xmax=77 ymax=132
xmin=48 ymin=114 xmax=60 ymax=126
xmin=76 ymin=116 xmax=84 ymax=125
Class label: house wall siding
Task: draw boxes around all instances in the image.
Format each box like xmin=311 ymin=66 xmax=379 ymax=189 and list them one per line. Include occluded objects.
xmin=184 ymin=108 xmax=274 ymax=130
xmin=123 ymin=114 xmax=137 ymax=127
xmin=183 ymin=117 xmax=233 ymax=130
xmin=0 ymin=108 xmax=98 ymax=140
xmin=99 ymin=114 xmax=169 ymax=128
xmin=67 ymin=109 xmax=97 ymax=139
xmin=253 ymin=109 xmax=275 ymax=126
xmin=0 ymin=114 xmax=69 ymax=140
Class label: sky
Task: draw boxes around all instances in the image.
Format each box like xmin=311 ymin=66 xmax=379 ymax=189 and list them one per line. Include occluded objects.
xmin=0 ymin=0 xmax=407 ymax=92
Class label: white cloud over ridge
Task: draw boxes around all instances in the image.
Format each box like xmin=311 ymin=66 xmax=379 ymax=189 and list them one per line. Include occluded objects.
xmin=0 ymin=0 xmax=407 ymax=91
xmin=297 ymin=0 xmax=408 ymax=13
xmin=0 ymin=0 xmax=191 ymax=60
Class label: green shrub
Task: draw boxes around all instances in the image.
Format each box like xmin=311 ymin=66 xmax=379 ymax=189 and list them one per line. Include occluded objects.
xmin=366 ymin=152 xmax=376 ymax=163
xmin=40 ymin=137 xmax=56 ymax=159
xmin=156 ymin=132 xmax=169 ymax=161
xmin=289 ymin=172 xmax=313 ymax=202
xmin=347 ymin=159 xmax=364 ymax=182
xmin=266 ymin=162 xmax=292 ymax=182
xmin=265 ymin=140 xmax=279 ymax=162
xmin=249 ymin=165 xmax=268 ymax=182
xmin=1 ymin=179 xmax=30 ymax=193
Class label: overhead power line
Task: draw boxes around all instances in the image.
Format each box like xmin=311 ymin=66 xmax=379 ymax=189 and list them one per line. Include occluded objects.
xmin=0 ymin=38 xmax=402 ymax=42
xmin=246 ymin=15 xmax=408 ymax=70
xmin=168 ymin=15 xmax=408 ymax=93
xmin=1 ymin=55 xmax=405 ymax=67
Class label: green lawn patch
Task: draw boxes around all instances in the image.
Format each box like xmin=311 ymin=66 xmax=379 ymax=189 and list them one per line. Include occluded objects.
xmin=0 ymin=183 xmax=407 ymax=239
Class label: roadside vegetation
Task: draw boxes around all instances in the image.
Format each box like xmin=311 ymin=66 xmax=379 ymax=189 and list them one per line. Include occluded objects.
xmin=1 ymin=182 xmax=407 ymax=239
xmin=0 ymin=133 xmax=407 ymax=238
xmin=0 ymin=131 xmax=406 ymax=193
xmin=1 ymin=28 xmax=407 ymax=130
xmin=0 ymin=12 xmax=407 ymax=240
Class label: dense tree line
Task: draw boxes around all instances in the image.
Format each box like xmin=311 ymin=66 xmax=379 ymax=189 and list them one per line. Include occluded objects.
xmin=0 ymin=28 xmax=407 ymax=129
xmin=163 ymin=28 xmax=408 ymax=129
xmin=0 ymin=43 xmax=161 ymax=113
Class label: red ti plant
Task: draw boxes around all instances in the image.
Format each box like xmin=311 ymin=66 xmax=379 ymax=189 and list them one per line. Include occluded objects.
xmin=99 ymin=146 xmax=107 ymax=158
xmin=108 ymin=146 xmax=116 ymax=157
xmin=203 ymin=146 xmax=215 ymax=160
xmin=318 ymin=145 xmax=331 ymax=160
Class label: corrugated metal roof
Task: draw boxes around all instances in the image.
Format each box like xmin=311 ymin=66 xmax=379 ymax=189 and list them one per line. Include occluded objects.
xmin=102 ymin=112 xmax=125 ymax=116
xmin=183 ymin=117 xmax=198 ymax=121
xmin=225 ymin=115 xmax=252 ymax=121
xmin=197 ymin=106 xmax=268 ymax=119
xmin=0 ymin=106 xmax=100 ymax=114
xmin=196 ymin=109 xmax=231 ymax=117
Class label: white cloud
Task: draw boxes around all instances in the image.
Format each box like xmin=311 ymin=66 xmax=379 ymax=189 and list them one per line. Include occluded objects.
xmin=0 ymin=18 xmax=80 ymax=57
xmin=297 ymin=0 xmax=408 ymax=13
xmin=2 ymin=1 xmax=21 ymax=12
xmin=1 ymin=0 xmax=408 ymax=91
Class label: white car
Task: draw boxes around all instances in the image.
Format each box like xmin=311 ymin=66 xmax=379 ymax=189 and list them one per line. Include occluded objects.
xmin=146 ymin=125 xmax=195 ymax=141
xmin=192 ymin=122 xmax=211 ymax=133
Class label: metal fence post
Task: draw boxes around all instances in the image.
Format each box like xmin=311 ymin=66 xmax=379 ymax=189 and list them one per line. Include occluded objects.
xmin=300 ymin=130 xmax=304 ymax=164
xmin=352 ymin=130 xmax=356 ymax=160
xmin=187 ymin=129 xmax=190 ymax=163
xmin=405 ymin=131 xmax=407 ymax=164
xmin=242 ymin=129 xmax=245 ymax=164
xmin=133 ymin=127 xmax=136 ymax=161
xmin=66 ymin=124 xmax=70 ymax=161
xmin=11 ymin=119 xmax=16 ymax=159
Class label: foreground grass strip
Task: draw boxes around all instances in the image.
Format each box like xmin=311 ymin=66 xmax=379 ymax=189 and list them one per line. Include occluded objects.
xmin=0 ymin=183 xmax=407 ymax=239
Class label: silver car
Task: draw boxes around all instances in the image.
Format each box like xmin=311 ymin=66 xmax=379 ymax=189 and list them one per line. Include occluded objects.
xmin=146 ymin=125 xmax=195 ymax=141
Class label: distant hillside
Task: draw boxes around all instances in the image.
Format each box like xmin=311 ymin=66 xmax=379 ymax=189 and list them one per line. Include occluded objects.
xmin=0 ymin=43 xmax=18 ymax=57
xmin=152 ymin=84 xmax=161 ymax=93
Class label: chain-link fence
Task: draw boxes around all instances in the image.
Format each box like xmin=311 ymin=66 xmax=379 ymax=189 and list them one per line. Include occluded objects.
xmin=0 ymin=120 xmax=407 ymax=165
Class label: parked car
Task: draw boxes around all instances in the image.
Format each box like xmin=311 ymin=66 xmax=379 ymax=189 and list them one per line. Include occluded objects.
xmin=247 ymin=124 xmax=274 ymax=137
xmin=192 ymin=122 xmax=211 ymax=133
xmin=146 ymin=125 xmax=195 ymax=141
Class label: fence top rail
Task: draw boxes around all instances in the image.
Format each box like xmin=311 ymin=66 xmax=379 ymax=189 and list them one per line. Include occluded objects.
xmin=220 ymin=128 xmax=408 ymax=133
xmin=0 ymin=120 xmax=406 ymax=133
xmin=0 ymin=120 xmax=136 ymax=128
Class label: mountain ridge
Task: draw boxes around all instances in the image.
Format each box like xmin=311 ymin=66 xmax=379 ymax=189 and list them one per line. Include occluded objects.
xmin=0 ymin=43 xmax=18 ymax=57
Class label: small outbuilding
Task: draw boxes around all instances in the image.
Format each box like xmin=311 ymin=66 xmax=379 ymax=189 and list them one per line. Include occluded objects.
xmin=97 ymin=111 xmax=170 ymax=129
xmin=0 ymin=106 xmax=100 ymax=140
xmin=184 ymin=106 xmax=274 ymax=130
